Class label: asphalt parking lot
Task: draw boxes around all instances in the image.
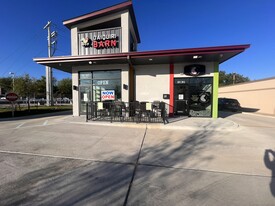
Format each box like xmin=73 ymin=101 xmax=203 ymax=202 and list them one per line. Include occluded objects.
xmin=0 ymin=112 xmax=275 ymax=205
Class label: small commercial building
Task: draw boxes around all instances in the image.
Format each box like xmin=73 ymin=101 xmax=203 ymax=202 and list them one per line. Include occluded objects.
xmin=219 ymin=77 xmax=275 ymax=116
xmin=34 ymin=1 xmax=249 ymax=118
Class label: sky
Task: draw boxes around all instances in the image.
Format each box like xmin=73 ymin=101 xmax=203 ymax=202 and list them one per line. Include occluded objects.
xmin=0 ymin=0 xmax=274 ymax=81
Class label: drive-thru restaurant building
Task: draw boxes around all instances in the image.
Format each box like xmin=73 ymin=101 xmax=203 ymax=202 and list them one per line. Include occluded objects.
xmin=34 ymin=1 xmax=249 ymax=118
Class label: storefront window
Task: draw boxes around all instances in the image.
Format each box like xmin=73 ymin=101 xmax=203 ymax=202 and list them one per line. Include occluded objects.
xmin=174 ymin=77 xmax=213 ymax=117
xmin=93 ymin=70 xmax=121 ymax=79
xmin=79 ymin=70 xmax=121 ymax=114
xmin=80 ymin=72 xmax=92 ymax=79
xmin=188 ymin=77 xmax=212 ymax=117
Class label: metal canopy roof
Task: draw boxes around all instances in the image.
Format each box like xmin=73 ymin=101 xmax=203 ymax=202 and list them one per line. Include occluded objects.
xmin=33 ymin=44 xmax=250 ymax=73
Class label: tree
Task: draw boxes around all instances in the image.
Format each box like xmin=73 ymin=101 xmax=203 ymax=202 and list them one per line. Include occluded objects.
xmin=56 ymin=78 xmax=72 ymax=99
xmin=0 ymin=77 xmax=13 ymax=94
xmin=35 ymin=76 xmax=46 ymax=98
xmin=219 ymin=70 xmax=250 ymax=86
xmin=14 ymin=74 xmax=37 ymax=112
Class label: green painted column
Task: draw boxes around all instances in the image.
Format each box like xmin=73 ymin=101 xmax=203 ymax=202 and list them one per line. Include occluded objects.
xmin=212 ymin=62 xmax=219 ymax=118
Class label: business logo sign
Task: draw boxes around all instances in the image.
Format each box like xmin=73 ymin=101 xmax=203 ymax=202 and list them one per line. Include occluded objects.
xmin=81 ymin=34 xmax=118 ymax=49
xmin=184 ymin=64 xmax=206 ymax=76
xmin=101 ymin=90 xmax=115 ymax=101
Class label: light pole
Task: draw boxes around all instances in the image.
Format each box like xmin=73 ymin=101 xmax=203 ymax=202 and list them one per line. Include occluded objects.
xmin=9 ymin=72 xmax=15 ymax=91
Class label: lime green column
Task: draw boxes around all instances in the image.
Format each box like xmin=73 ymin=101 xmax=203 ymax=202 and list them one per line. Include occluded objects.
xmin=212 ymin=62 xmax=219 ymax=118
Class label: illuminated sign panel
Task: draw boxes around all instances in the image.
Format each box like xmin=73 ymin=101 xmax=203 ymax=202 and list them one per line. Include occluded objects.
xmin=184 ymin=64 xmax=206 ymax=76
xmin=81 ymin=33 xmax=118 ymax=49
xmin=78 ymin=28 xmax=121 ymax=55
xmin=101 ymin=90 xmax=115 ymax=101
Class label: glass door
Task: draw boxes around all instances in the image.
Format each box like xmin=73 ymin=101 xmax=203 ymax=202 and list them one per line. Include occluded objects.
xmin=174 ymin=82 xmax=189 ymax=115
xmin=79 ymin=70 xmax=122 ymax=115
xmin=79 ymin=85 xmax=92 ymax=114
xmin=174 ymin=77 xmax=213 ymax=117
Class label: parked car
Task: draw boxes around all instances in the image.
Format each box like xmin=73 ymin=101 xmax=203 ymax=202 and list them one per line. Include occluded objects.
xmin=218 ymin=98 xmax=241 ymax=112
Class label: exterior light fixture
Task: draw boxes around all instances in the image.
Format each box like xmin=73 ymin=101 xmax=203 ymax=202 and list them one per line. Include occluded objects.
xmin=193 ymin=55 xmax=202 ymax=59
xmin=149 ymin=58 xmax=153 ymax=61
xmin=89 ymin=61 xmax=92 ymax=64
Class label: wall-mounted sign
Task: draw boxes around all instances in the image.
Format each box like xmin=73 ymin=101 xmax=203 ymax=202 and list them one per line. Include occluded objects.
xmin=184 ymin=64 xmax=206 ymax=76
xmin=178 ymin=94 xmax=184 ymax=100
xmin=199 ymin=92 xmax=210 ymax=104
xmin=101 ymin=90 xmax=115 ymax=101
xmin=83 ymin=93 xmax=89 ymax=102
xmin=82 ymin=37 xmax=92 ymax=47
xmin=95 ymin=80 xmax=109 ymax=85
xmin=163 ymin=94 xmax=170 ymax=99
xmin=79 ymin=28 xmax=121 ymax=55
xmin=81 ymin=33 xmax=118 ymax=49
xmin=175 ymin=80 xmax=186 ymax=84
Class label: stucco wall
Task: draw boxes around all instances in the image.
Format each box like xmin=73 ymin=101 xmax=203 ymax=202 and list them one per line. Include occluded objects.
xmin=135 ymin=64 xmax=170 ymax=104
xmin=72 ymin=68 xmax=79 ymax=116
xmin=135 ymin=62 xmax=215 ymax=105
xmin=219 ymin=77 xmax=275 ymax=115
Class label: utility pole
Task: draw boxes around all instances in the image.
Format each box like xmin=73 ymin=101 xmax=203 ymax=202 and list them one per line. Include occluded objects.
xmin=9 ymin=72 xmax=15 ymax=91
xmin=232 ymin=73 xmax=236 ymax=85
xmin=43 ymin=21 xmax=57 ymax=106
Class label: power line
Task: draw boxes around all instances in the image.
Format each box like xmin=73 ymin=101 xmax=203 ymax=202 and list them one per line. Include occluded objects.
xmin=0 ymin=31 xmax=44 ymax=64
xmin=55 ymin=48 xmax=70 ymax=55
xmin=52 ymin=23 xmax=68 ymax=34
xmin=0 ymin=32 xmax=45 ymax=76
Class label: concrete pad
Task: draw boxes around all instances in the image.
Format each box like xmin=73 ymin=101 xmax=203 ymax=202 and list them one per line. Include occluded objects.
xmin=0 ymin=122 xmax=145 ymax=163
xmin=128 ymin=165 xmax=275 ymax=206
xmin=157 ymin=117 xmax=239 ymax=131
xmin=68 ymin=116 xmax=240 ymax=131
xmin=0 ymin=153 xmax=133 ymax=206
xmin=139 ymin=128 xmax=274 ymax=176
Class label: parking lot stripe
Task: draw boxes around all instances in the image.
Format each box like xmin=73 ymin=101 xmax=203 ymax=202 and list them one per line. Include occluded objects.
xmin=43 ymin=120 xmax=48 ymax=125
xmin=15 ymin=122 xmax=25 ymax=129
xmin=0 ymin=150 xmax=134 ymax=166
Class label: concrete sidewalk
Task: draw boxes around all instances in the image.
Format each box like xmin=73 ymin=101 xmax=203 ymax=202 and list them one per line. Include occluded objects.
xmin=67 ymin=115 xmax=239 ymax=131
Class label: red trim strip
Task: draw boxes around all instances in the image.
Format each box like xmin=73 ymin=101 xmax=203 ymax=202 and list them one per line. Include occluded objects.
xmin=169 ymin=63 xmax=174 ymax=116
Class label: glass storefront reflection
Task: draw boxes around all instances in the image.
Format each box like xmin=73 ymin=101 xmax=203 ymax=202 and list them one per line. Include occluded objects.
xmin=79 ymin=70 xmax=121 ymax=114
xmin=174 ymin=77 xmax=213 ymax=117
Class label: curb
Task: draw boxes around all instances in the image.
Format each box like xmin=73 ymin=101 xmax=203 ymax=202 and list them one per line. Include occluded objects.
xmin=0 ymin=110 xmax=72 ymax=122
xmin=242 ymin=112 xmax=275 ymax=119
xmin=68 ymin=118 xmax=240 ymax=131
